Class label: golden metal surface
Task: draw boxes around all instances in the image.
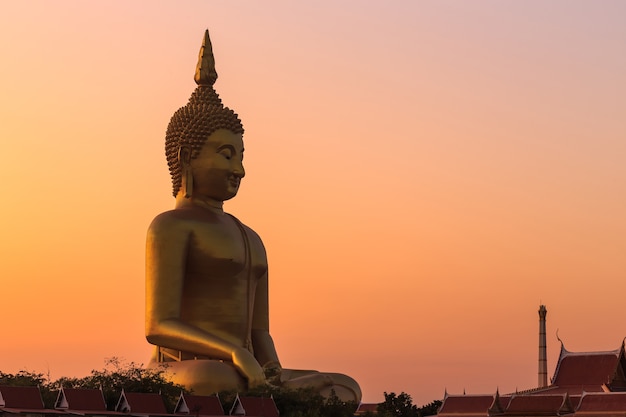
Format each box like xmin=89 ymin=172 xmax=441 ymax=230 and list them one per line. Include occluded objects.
xmin=145 ymin=30 xmax=361 ymax=402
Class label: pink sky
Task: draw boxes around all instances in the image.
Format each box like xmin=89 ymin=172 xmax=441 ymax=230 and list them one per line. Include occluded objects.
xmin=1 ymin=1 xmax=625 ymax=404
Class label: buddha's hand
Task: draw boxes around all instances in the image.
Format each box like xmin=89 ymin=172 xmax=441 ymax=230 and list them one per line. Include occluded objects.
xmin=232 ymin=348 xmax=266 ymax=387
xmin=262 ymin=361 xmax=283 ymax=384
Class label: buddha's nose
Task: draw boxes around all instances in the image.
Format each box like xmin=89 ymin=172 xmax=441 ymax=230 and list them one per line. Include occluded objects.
xmin=233 ymin=161 xmax=245 ymax=178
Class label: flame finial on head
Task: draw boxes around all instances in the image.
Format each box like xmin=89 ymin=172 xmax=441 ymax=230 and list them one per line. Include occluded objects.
xmin=194 ymin=29 xmax=218 ymax=86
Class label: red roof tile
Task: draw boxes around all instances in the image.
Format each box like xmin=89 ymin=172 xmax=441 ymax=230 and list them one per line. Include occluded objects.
xmin=231 ymin=397 xmax=278 ymax=417
xmin=0 ymin=386 xmax=45 ymax=409
xmin=117 ymin=392 xmax=168 ymax=415
xmin=174 ymin=394 xmax=224 ymax=416
xmin=58 ymin=388 xmax=107 ymax=411
xmin=504 ymin=394 xmax=573 ymax=415
xmin=438 ymin=395 xmax=495 ymax=414
xmin=577 ymin=392 xmax=626 ymax=412
xmin=553 ymin=353 xmax=619 ymax=387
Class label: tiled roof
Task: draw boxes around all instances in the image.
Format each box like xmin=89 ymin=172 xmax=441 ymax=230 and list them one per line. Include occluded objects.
xmin=230 ymin=396 xmax=278 ymax=417
xmin=552 ymin=352 xmax=619 ymax=388
xmin=527 ymin=385 xmax=602 ymax=396
xmin=174 ymin=394 xmax=224 ymax=416
xmin=0 ymin=386 xmax=45 ymax=409
xmin=117 ymin=392 xmax=168 ymax=416
xmin=502 ymin=394 xmax=574 ymax=416
xmin=576 ymin=392 xmax=626 ymax=412
xmin=56 ymin=388 xmax=107 ymax=411
xmin=438 ymin=395 xmax=495 ymax=415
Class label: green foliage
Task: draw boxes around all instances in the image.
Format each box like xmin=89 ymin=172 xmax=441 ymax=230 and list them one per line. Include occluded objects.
xmin=0 ymin=370 xmax=47 ymax=386
xmin=50 ymin=357 xmax=188 ymax=412
xmin=377 ymin=392 xmax=419 ymax=417
xmin=376 ymin=393 xmax=442 ymax=417
xmin=320 ymin=390 xmax=357 ymax=417
xmin=418 ymin=399 xmax=442 ymax=416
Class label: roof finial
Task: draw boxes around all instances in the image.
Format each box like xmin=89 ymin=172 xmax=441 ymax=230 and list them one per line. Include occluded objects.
xmin=194 ymin=29 xmax=218 ymax=86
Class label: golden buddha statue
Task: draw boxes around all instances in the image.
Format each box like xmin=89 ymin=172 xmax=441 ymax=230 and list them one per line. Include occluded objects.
xmin=145 ymin=30 xmax=361 ymax=403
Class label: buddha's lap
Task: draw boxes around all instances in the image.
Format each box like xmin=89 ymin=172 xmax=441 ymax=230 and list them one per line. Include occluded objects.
xmin=149 ymin=358 xmax=246 ymax=394
xmin=147 ymin=358 xmax=361 ymax=402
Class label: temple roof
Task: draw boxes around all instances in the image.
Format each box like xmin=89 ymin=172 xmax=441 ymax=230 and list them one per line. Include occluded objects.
xmin=115 ymin=391 xmax=169 ymax=416
xmin=575 ymin=391 xmax=626 ymax=413
xmin=229 ymin=395 xmax=278 ymax=417
xmin=438 ymin=394 xmax=498 ymax=416
xmin=0 ymin=385 xmax=65 ymax=415
xmin=545 ymin=341 xmax=626 ymax=395
xmin=501 ymin=394 xmax=574 ymax=416
xmin=174 ymin=394 xmax=224 ymax=416
xmin=437 ymin=392 xmax=594 ymax=416
xmin=55 ymin=388 xmax=108 ymax=412
xmin=0 ymin=386 xmax=45 ymax=409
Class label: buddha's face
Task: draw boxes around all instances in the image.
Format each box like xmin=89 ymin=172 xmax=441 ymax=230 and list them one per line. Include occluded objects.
xmin=188 ymin=129 xmax=245 ymax=202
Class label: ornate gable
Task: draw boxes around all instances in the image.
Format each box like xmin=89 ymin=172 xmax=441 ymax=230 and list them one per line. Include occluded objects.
xmin=174 ymin=393 xmax=224 ymax=416
xmin=550 ymin=341 xmax=622 ymax=392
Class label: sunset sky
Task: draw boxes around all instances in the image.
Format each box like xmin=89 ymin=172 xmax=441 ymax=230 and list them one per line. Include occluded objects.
xmin=1 ymin=1 xmax=625 ymax=404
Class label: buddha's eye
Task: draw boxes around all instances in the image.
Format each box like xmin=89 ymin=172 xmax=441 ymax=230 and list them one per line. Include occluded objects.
xmin=219 ymin=149 xmax=233 ymax=160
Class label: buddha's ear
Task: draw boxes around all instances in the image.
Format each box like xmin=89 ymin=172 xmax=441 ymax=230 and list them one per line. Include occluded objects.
xmin=178 ymin=146 xmax=192 ymax=168
xmin=178 ymin=146 xmax=193 ymax=198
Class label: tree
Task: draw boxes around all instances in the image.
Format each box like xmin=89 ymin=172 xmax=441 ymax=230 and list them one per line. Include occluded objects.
xmin=51 ymin=357 xmax=189 ymax=411
xmin=377 ymin=392 xmax=419 ymax=417
xmin=0 ymin=370 xmax=48 ymax=386
xmin=319 ymin=390 xmax=358 ymax=417
xmin=418 ymin=399 xmax=442 ymax=416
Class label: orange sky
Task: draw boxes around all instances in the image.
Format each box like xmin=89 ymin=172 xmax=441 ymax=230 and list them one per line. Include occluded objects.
xmin=1 ymin=1 xmax=625 ymax=404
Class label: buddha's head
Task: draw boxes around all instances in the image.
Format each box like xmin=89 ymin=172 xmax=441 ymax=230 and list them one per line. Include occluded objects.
xmin=165 ymin=30 xmax=245 ymax=199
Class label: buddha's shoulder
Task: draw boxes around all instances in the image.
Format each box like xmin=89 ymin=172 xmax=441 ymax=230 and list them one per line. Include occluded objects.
xmin=147 ymin=210 xmax=262 ymax=238
xmin=147 ymin=209 xmax=199 ymax=233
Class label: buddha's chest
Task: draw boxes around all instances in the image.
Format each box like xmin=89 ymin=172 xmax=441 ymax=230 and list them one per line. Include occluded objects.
xmin=185 ymin=221 xmax=267 ymax=279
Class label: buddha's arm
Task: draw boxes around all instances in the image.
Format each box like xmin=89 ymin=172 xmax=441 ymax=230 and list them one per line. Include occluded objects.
xmin=251 ymin=270 xmax=281 ymax=370
xmin=145 ymin=214 xmax=265 ymax=385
